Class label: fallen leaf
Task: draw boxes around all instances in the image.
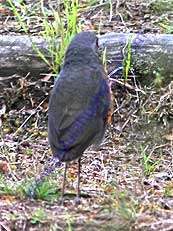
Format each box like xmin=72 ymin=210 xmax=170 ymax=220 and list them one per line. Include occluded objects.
xmin=0 ymin=195 xmax=15 ymax=202
xmin=0 ymin=161 xmax=8 ymax=173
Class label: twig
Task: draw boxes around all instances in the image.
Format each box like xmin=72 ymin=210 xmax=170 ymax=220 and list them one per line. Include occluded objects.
xmin=0 ymin=222 xmax=11 ymax=231
xmin=115 ymin=0 xmax=127 ymax=27
xmin=14 ymin=98 xmax=47 ymax=136
xmin=110 ymin=77 xmax=146 ymax=94
xmin=109 ymin=0 xmax=113 ymax=22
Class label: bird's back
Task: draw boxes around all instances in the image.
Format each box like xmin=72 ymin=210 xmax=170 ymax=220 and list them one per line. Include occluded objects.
xmin=48 ymin=32 xmax=112 ymax=162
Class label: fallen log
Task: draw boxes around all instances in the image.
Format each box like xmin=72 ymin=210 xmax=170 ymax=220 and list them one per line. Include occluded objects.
xmin=0 ymin=33 xmax=172 ymax=82
xmin=99 ymin=33 xmax=173 ymax=84
xmin=0 ymin=35 xmax=50 ymax=76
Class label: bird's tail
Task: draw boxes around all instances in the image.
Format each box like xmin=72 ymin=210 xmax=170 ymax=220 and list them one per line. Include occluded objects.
xmin=27 ymin=156 xmax=62 ymax=198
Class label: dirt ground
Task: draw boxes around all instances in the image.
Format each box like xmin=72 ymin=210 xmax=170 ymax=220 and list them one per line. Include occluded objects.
xmin=0 ymin=0 xmax=173 ymax=230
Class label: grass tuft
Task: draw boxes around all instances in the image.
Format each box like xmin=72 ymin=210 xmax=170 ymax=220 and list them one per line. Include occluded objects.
xmin=8 ymin=0 xmax=81 ymax=75
xmin=122 ymin=35 xmax=133 ymax=81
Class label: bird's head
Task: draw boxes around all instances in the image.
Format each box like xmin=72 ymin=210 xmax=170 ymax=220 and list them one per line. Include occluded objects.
xmin=67 ymin=31 xmax=99 ymax=54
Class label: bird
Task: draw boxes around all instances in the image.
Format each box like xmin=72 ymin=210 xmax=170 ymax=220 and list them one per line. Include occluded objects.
xmin=48 ymin=31 xmax=112 ymax=202
xmin=27 ymin=31 xmax=112 ymax=202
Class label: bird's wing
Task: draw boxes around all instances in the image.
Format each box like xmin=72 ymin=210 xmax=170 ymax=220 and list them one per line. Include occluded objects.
xmin=48 ymin=67 xmax=111 ymax=159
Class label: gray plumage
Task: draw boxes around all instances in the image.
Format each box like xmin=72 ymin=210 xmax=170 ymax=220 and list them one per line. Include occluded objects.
xmin=48 ymin=32 xmax=111 ymax=163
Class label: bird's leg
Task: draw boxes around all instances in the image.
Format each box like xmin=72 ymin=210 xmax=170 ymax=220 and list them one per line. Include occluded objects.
xmin=76 ymin=158 xmax=81 ymax=201
xmin=61 ymin=162 xmax=68 ymax=204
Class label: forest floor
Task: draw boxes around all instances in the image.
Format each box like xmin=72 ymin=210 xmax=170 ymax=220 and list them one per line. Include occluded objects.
xmin=0 ymin=0 xmax=173 ymax=230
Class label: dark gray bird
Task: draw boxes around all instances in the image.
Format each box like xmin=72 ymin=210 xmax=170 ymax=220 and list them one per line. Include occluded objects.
xmin=48 ymin=31 xmax=112 ymax=202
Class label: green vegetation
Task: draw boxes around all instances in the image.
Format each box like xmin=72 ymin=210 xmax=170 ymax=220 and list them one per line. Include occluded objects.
xmin=141 ymin=146 xmax=162 ymax=177
xmin=159 ymin=22 xmax=173 ymax=34
xmin=153 ymin=69 xmax=164 ymax=88
xmin=66 ymin=212 xmax=73 ymax=231
xmin=8 ymin=0 xmax=81 ymax=74
xmin=164 ymin=183 xmax=173 ymax=196
xmin=35 ymin=180 xmax=60 ymax=201
xmin=0 ymin=175 xmax=31 ymax=196
xmin=0 ymin=175 xmax=14 ymax=195
xmin=82 ymin=0 xmax=99 ymax=7
xmin=30 ymin=208 xmax=46 ymax=224
xmin=104 ymin=189 xmax=138 ymax=219
xmin=0 ymin=174 xmax=60 ymax=201
xmin=102 ymin=47 xmax=107 ymax=70
xmin=122 ymin=35 xmax=133 ymax=81
xmin=150 ymin=0 xmax=173 ymax=12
